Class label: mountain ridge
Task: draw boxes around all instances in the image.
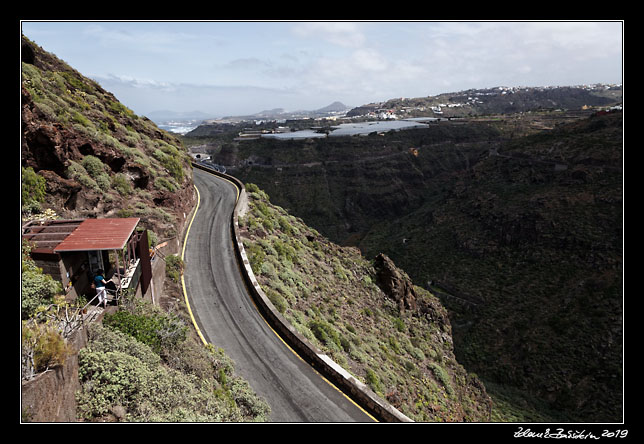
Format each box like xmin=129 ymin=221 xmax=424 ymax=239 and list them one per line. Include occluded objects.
xmin=347 ymin=84 xmax=621 ymax=118
xmin=214 ymin=101 xmax=352 ymax=121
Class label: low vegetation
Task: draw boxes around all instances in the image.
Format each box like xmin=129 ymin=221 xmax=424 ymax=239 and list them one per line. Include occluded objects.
xmin=21 ymin=241 xmax=271 ymax=422
xmin=76 ymin=297 xmax=270 ymax=422
xmin=239 ymin=184 xmax=492 ymax=422
xmin=21 ymin=243 xmax=62 ymax=320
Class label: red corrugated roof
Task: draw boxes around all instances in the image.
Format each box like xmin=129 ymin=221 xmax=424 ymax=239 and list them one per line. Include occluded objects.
xmin=53 ymin=218 xmax=140 ymax=252
xmin=22 ymin=219 xmax=84 ymax=254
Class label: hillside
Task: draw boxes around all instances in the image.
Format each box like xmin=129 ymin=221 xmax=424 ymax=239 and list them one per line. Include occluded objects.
xmin=239 ymin=184 xmax=493 ymax=422
xmin=21 ymin=35 xmax=194 ymax=241
xmin=20 ymin=35 xmax=271 ymax=422
xmin=347 ymin=85 xmax=621 ymax=118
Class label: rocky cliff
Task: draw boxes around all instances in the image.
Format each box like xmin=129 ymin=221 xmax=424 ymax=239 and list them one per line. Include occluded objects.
xmin=367 ymin=111 xmax=623 ymax=422
xmin=21 ymin=35 xmax=194 ymax=240
xmin=216 ymin=121 xmax=500 ymax=245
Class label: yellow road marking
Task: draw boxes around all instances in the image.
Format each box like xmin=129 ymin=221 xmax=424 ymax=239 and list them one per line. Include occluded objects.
xmin=184 ymin=166 xmax=378 ymax=422
xmin=181 ymin=183 xmax=209 ymax=346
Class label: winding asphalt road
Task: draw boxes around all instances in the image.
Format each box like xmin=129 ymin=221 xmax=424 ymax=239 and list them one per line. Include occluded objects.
xmin=183 ymin=167 xmax=374 ymax=422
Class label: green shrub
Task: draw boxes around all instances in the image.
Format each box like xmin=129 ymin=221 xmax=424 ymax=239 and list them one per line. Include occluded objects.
xmin=111 ymin=173 xmax=132 ymax=196
xmin=21 ymin=167 xmax=46 ymax=210
xmin=71 ymin=110 xmax=91 ymax=127
xmin=80 ymin=155 xmax=111 ymax=191
xmin=86 ymin=323 xmax=161 ymax=369
xmin=260 ymin=260 xmax=278 ymax=280
xmin=278 ymin=216 xmax=293 ymax=235
xmin=81 ymin=155 xmax=105 ymax=177
xmin=245 ymin=183 xmax=260 ymax=193
xmin=34 ymin=101 xmax=57 ymax=120
xmin=308 ymin=319 xmax=344 ymax=351
xmin=104 ymin=309 xmax=186 ymax=354
xmin=166 ymin=255 xmax=184 ymax=283
xmin=21 ymin=269 xmax=61 ymax=319
xmin=163 ymin=155 xmax=185 ymax=181
xmin=429 ymin=362 xmax=454 ymax=396
xmin=274 ymin=239 xmax=297 ymax=263
xmin=154 ymin=176 xmax=177 ymax=192
xmin=96 ymin=174 xmax=111 ymax=190
xmin=255 ymin=201 xmax=271 ymax=217
xmin=76 ymin=348 xmax=154 ymax=419
xmin=365 ymin=368 xmax=382 ymax=393
xmin=22 ymin=322 xmax=71 ymax=373
xmin=21 ymin=245 xmax=62 ymax=319
xmin=77 ymin=311 xmax=270 ymax=422
xmin=266 ymin=289 xmax=287 ymax=313
xmin=246 ymin=243 xmax=265 ymax=275
xmin=410 ymin=347 xmax=426 ymax=361
xmin=153 ymin=149 xmax=184 ymax=181
xmin=332 ymin=258 xmax=348 ymax=281
xmin=60 ymin=71 xmax=95 ymax=94
xmin=260 ymin=215 xmax=274 ymax=231
xmin=67 ymin=160 xmax=99 ymax=191
xmin=227 ymin=378 xmax=271 ymax=421
xmin=107 ymin=99 xmax=135 ymax=118
xmin=388 ymin=336 xmax=402 ymax=354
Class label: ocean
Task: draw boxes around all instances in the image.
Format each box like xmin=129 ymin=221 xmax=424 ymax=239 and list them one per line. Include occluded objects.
xmin=157 ymin=120 xmax=201 ymax=135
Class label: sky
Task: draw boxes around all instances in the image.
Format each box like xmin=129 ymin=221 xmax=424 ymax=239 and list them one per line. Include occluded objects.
xmin=21 ymin=21 xmax=623 ymax=120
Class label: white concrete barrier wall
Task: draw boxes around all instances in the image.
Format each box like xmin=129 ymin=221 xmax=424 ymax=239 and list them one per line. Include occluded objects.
xmin=192 ymin=163 xmax=413 ymax=422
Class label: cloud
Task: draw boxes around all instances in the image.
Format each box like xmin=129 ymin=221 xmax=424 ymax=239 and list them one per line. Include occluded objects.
xmin=352 ymin=48 xmax=388 ymax=72
xmin=291 ymin=22 xmax=366 ymax=48
xmin=292 ymin=48 xmax=425 ymax=105
xmin=81 ymin=23 xmax=202 ymax=54
xmin=42 ymin=21 xmax=620 ymax=117
xmin=222 ymin=57 xmax=272 ymax=71
xmin=98 ymin=74 xmax=175 ymax=91
xmin=93 ymin=73 xmax=299 ymax=116
xmin=406 ymin=21 xmax=622 ymax=91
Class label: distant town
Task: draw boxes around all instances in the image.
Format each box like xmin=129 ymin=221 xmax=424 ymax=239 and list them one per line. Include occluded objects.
xmin=165 ymin=83 xmax=622 ymax=138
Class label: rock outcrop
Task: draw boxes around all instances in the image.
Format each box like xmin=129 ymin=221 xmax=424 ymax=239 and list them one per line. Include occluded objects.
xmin=374 ymin=253 xmax=418 ymax=312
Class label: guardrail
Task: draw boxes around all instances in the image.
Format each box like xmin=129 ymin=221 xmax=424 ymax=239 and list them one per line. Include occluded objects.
xmin=192 ymin=162 xmax=413 ymax=423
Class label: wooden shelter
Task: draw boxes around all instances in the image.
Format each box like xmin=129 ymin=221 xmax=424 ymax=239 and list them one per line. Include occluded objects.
xmin=22 ymin=217 xmax=152 ymax=305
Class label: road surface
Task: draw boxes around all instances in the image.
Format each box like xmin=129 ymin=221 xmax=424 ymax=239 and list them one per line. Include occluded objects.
xmin=183 ymin=167 xmax=374 ymax=422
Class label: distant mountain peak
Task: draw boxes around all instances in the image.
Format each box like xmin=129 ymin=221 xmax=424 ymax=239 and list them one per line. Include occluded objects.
xmin=315 ymin=101 xmax=349 ymax=113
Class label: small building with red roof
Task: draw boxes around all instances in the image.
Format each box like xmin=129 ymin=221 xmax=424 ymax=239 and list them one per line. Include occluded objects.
xmin=22 ymin=217 xmax=154 ymax=305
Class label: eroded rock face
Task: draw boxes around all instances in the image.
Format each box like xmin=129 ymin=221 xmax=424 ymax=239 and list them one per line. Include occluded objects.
xmin=373 ymin=253 xmax=418 ymax=312
xmin=373 ymin=253 xmax=451 ymax=332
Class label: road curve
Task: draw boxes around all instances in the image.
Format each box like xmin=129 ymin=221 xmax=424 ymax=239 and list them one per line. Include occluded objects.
xmin=183 ymin=167 xmax=374 ymax=422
